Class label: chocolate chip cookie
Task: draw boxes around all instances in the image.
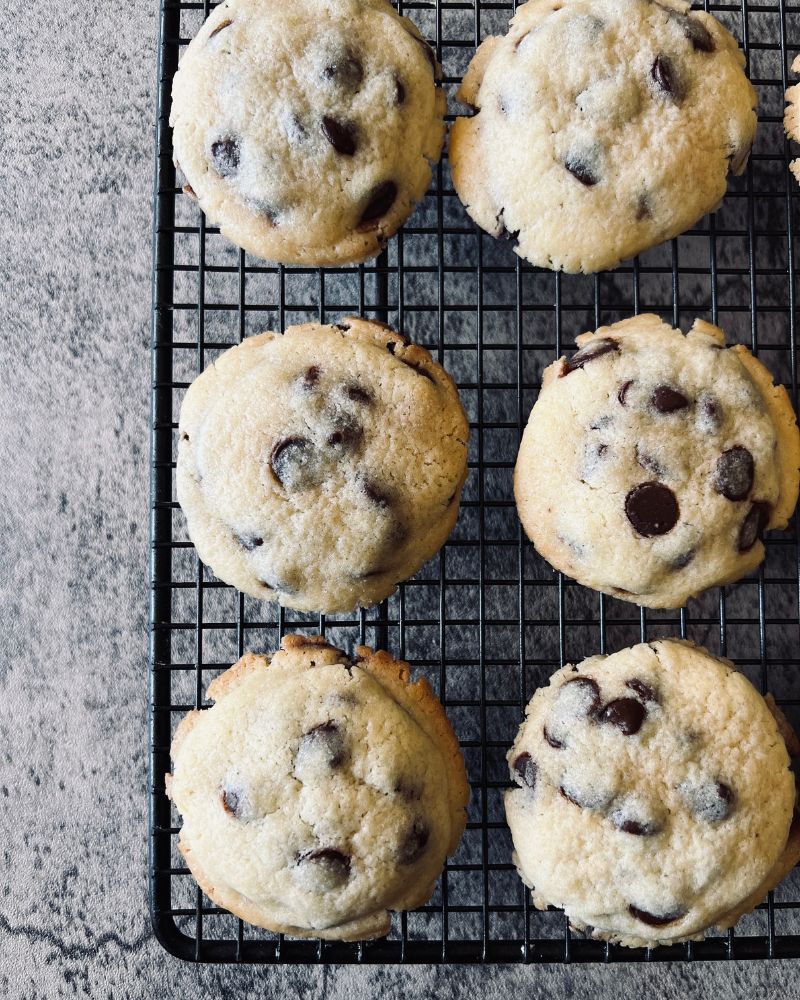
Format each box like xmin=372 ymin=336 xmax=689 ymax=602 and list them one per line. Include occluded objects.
xmin=514 ymin=315 xmax=800 ymax=608
xmin=784 ymin=55 xmax=800 ymax=182
xmin=176 ymin=317 xmax=469 ymax=613
xmin=505 ymin=639 xmax=800 ymax=948
xmin=166 ymin=634 xmax=470 ymax=940
xmin=170 ymin=0 xmax=445 ymax=265
xmin=450 ymin=0 xmax=757 ymax=272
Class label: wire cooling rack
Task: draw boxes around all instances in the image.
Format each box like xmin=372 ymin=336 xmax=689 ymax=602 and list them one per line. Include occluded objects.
xmin=150 ymin=0 xmax=800 ymax=964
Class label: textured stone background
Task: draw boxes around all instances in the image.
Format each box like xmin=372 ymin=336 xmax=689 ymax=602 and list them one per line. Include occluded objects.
xmin=1 ymin=0 xmax=799 ymax=996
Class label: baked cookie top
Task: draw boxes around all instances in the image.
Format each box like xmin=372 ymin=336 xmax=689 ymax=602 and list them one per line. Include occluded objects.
xmin=514 ymin=315 xmax=800 ymax=608
xmin=167 ymin=634 xmax=470 ymax=941
xmin=450 ymin=0 xmax=757 ymax=272
xmin=170 ymin=0 xmax=445 ymax=264
xmin=505 ymin=639 xmax=799 ymax=947
xmin=176 ymin=317 xmax=469 ymax=613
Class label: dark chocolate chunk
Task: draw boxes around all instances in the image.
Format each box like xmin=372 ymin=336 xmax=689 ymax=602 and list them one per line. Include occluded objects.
xmin=296 ymin=848 xmax=351 ymax=888
xmin=625 ymin=482 xmax=679 ymax=536
xmin=513 ymin=752 xmax=537 ymax=789
xmin=651 ymin=54 xmax=680 ymax=100
xmin=635 ymin=447 xmax=665 ymax=479
xmin=562 ymin=338 xmax=618 ymax=375
xmin=625 ymin=678 xmax=658 ymax=704
xmin=235 ymin=532 xmax=264 ymax=551
xmin=322 ymin=51 xmax=364 ymax=92
xmin=399 ymin=819 xmax=430 ymax=864
xmin=360 ymin=479 xmax=392 ymax=508
xmin=342 ymin=381 xmax=373 ymax=404
xmin=697 ymin=392 xmax=723 ymax=432
xmin=543 ymin=725 xmax=565 ymax=749
xmin=358 ymin=181 xmax=398 ymax=229
xmin=564 ymin=154 xmax=599 ymax=186
xmin=297 ymin=721 xmax=347 ymax=770
xmin=599 ymin=698 xmax=646 ymax=735
xmin=210 ymin=137 xmax=240 ymax=177
xmin=670 ymin=548 xmax=696 ymax=570
xmin=270 ymin=436 xmax=320 ymax=490
xmin=326 ymin=422 xmax=363 ymax=449
xmin=738 ymin=501 xmax=771 ymax=551
xmin=682 ymin=16 xmax=714 ymax=52
xmin=395 ymin=779 xmax=422 ymax=801
xmin=618 ymin=380 xmax=634 ymax=406
xmin=561 ymin=676 xmax=602 ymax=717
xmin=628 ymin=904 xmax=685 ymax=927
xmin=301 ymin=365 xmax=321 ymax=389
xmin=321 ymin=116 xmax=357 ymax=156
xmin=714 ymin=446 xmax=754 ymax=502
xmin=635 ymin=193 xmax=651 ymax=221
xmin=681 ymin=780 xmax=735 ymax=823
xmin=221 ymin=787 xmax=241 ymax=817
xmin=651 ymin=385 xmax=689 ymax=413
xmin=611 ymin=813 xmax=661 ymax=836
xmin=394 ymin=76 xmax=406 ymax=105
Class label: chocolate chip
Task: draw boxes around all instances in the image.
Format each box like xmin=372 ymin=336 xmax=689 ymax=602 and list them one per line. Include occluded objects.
xmin=322 ymin=51 xmax=363 ymax=92
xmin=270 ymin=436 xmax=321 ymax=490
xmin=357 ymin=181 xmax=397 ymax=229
xmin=625 ymin=483 xmax=679 ymax=536
xmin=714 ymin=446 xmax=754 ymax=502
xmin=670 ymin=549 xmax=696 ymax=570
xmin=295 ymin=720 xmax=347 ymax=772
xmin=561 ymin=676 xmax=602 ymax=717
xmin=543 ymin=725 xmax=565 ymax=749
xmin=635 ymin=447 xmax=665 ymax=479
xmin=697 ymin=392 xmax=723 ymax=433
xmin=235 ymin=532 xmax=264 ymax=551
xmin=395 ymin=779 xmax=422 ymax=801
xmin=301 ymin=365 xmax=321 ymax=389
xmin=321 ymin=116 xmax=357 ymax=156
xmin=611 ymin=813 xmax=661 ymax=836
xmin=209 ymin=18 xmax=233 ymax=40
xmin=210 ymin=137 xmax=240 ymax=177
xmin=599 ymin=698 xmax=646 ymax=735
xmin=564 ymin=154 xmax=599 ymax=186
xmin=326 ymin=422 xmax=363 ymax=449
xmin=681 ymin=780 xmax=735 ymax=823
xmin=651 ymin=385 xmax=689 ymax=413
xmin=360 ymin=479 xmax=391 ymax=508
xmin=296 ymin=848 xmax=351 ymax=890
xmin=221 ymin=787 xmax=241 ymax=817
xmin=682 ymin=16 xmax=714 ymax=52
xmin=651 ymin=54 xmax=680 ymax=100
xmin=562 ymin=338 xmax=618 ymax=375
xmin=399 ymin=819 xmax=430 ymax=864
xmin=738 ymin=501 xmax=771 ymax=551
xmin=625 ymin=678 xmax=658 ymax=704
xmin=394 ymin=76 xmax=406 ymax=104
xmin=342 ymin=381 xmax=373 ymax=404
xmin=628 ymin=904 xmax=685 ymax=926
xmin=180 ymin=432 xmax=190 ymax=442
xmin=618 ymin=380 xmax=634 ymax=406
xmin=513 ymin=752 xmax=537 ymax=789
xmin=635 ymin=193 xmax=651 ymax=221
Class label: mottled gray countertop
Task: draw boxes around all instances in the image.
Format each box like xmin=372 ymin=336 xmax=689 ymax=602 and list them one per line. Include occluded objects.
xmin=1 ymin=1 xmax=798 ymax=996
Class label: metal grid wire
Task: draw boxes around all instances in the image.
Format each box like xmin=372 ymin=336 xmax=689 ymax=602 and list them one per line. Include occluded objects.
xmin=150 ymin=0 xmax=800 ymax=963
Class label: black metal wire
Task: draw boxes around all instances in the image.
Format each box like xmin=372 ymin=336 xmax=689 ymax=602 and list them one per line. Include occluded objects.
xmin=149 ymin=0 xmax=800 ymax=963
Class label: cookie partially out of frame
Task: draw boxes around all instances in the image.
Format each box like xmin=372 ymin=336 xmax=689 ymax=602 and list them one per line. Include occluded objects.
xmin=505 ymin=639 xmax=800 ymax=948
xmin=450 ymin=0 xmax=757 ymax=273
xmin=514 ymin=314 xmax=800 ymax=608
xmin=176 ymin=317 xmax=469 ymax=613
xmin=166 ymin=634 xmax=470 ymax=941
xmin=170 ymin=0 xmax=445 ymax=264
xmin=784 ymin=55 xmax=800 ymax=182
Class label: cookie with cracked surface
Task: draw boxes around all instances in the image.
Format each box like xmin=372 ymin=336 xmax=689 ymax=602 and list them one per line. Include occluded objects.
xmin=514 ymin=315 xmax=800 ymax=608
xmin=176 ymin=317 xmax=469 ymax=613
xmin=170 ymin=0 xmax=445 ymax=264
xmin=450 ymin=0 xmax=757 ymax=272
xmin=166 ymin=634 xmax=470 ymax=940
xmin=505 ymin=639 xmax=800 ymax=948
